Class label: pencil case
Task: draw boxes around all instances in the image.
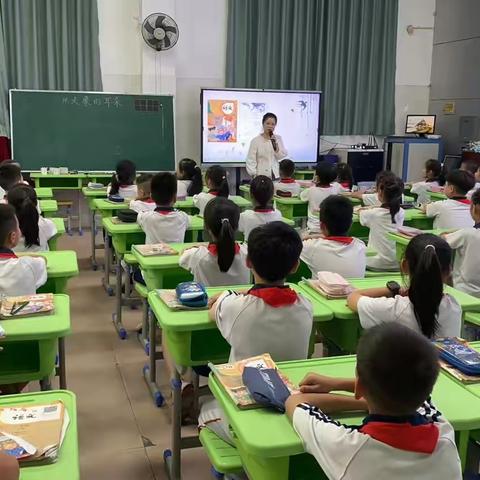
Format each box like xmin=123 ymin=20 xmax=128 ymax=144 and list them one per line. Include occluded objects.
xmin=434 ymin=337 xmax=480 ymax=376
xmin=108 ymin=194 xmax=125 ymax=203
xmin=175 ymin=282 xmax=208 ymax=308
xmin=117 ymin=209 xmax=138 ymax=223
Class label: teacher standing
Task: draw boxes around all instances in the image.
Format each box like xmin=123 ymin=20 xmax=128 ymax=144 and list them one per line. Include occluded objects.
xmin=246 ymin=112 xmax=288 ymax=179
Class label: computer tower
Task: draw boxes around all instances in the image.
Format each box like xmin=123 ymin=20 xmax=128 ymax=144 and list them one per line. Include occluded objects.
xmin=347 ymin=149 xmax=384 ymax=183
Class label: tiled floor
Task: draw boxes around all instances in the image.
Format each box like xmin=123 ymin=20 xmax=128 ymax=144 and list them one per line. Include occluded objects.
xmin=47 ymin=232 xmax=213 ymax=479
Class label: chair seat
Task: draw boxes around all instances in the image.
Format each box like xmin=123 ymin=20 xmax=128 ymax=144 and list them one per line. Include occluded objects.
xmin=199 ymin=428 xmax=243 ymax=474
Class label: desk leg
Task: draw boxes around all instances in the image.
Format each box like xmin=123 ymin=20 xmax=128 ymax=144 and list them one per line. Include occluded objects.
xmin=58 ymin=337 xmax=67 ymax=389
xmin=102 ymin=231 xmax=114 ymax=296
xmin=112 ymin=258 xmax=127 ymax=340
xmin=457 ymin=430 xmax=468 ymax=471
xmin=165 ymin=370 xmax=183 ymax=480
xmin=90 ymin=210 xmax=98 ymax=270
xmin=78 ymin=190 xmax=83 ymax=235
xmin=143 ymin=308 xmax=164 ymax=407
xmin=402 ymin=143 xmax=410 ymax=182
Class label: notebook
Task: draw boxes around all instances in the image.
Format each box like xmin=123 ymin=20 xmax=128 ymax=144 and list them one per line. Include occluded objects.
xmin=0 ymin=294 xmax=55 ymax=319
xmin=156 ymin=289 xmax=209 ymax=311
xmin=134 ymin=243 xmax=177 ymax=256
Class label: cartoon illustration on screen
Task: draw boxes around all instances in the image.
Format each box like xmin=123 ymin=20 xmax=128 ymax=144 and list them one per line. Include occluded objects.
xmin=207 ymin=100 xmax=238 ymax=142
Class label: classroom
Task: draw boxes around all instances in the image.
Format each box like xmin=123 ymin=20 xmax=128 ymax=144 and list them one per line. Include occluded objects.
xmin=0 ymin=0 xmax=480 ymax=479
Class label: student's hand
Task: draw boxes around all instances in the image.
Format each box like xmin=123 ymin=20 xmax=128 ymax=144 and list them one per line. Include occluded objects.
xmin=399 ymin=287 xmax=409 ymax=296
xmin=299 ymin=373 xmax=342 ymax=394
xmin=181 ymin=246 xmax=199 ymax=255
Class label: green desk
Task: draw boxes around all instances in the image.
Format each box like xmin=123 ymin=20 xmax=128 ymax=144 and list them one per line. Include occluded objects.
xmin=48 ymin=218 xmax=66 ymax=251
xmin=274 ymin=197 xmax=308 ymax=220
xmin=210 ymin=355 xmax=480 ymax=479
xmin=39 ymin=200 xmax=58 ymax=218
xmin=239 ymin=184 xmax=251 ymax=201
xmin=147 ymin=284 xmax=333 ymax=479
xmin=428 ymin=191 xmax=447 ymax=202
xmin=0 ymin=295 xmax=70 ymax=388
xmin=34 ymin=187 xmax=53 ymax=199
xmin=2 ymin=390 xmax=79 ymax=480
xmin=294 ymin=169 xmax=315 ymax=180
xmin=30 ymin=173 xmax=87 ymax=190
xmin=299 ymin=277 xmax=480 ymax=354
xmin=82 ymin=186 xmax=108 ymax=204
xmin=87 ymin=172 xmax=114 ymax=186
xmin=388 ymin=229 xmax=452 ymax=261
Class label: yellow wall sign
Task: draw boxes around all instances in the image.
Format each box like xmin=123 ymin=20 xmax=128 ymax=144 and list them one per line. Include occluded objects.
xmin=443 ymin=102 xmax=455 ymax=114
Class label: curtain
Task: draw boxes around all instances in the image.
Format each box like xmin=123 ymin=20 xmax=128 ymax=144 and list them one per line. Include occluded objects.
xmin=226 ymin=0 xmax=398 ymax=135
xmin=0 ymin=8 xmax=8 ymax=137
xmin=0 ymin=0 xmax=102 ymax=137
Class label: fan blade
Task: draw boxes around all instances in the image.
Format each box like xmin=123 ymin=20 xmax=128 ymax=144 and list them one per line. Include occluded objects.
xmin=144 ymin=20 xmax=155 ymax=34
xmin=162 ymin=36 xmax=171 ymax=49
xmin=155 ymin=15 xmax=166 ymax=28
xmin=148 ymin=38 xmax=162 ymax=49
xmin=163 ymin=25 xmax=176 ymax=34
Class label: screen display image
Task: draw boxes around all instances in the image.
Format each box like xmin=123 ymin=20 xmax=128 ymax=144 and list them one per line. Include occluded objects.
xmin=405 ymin=115 xmax=436 ymax=134
xmin=201 ymin=89 xmax=321 ymax=164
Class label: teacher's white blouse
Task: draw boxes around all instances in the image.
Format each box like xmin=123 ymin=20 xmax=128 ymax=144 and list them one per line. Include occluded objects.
xmin=246 ymin=134 xmax=287 ymax=178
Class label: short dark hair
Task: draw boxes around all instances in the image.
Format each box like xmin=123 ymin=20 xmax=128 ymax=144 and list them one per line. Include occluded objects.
xmin=279 ymin=159 xmax=295 ymax=178
xmin=0 ymin=204 xmax=17 ymax=247
xmin=247 ymin=222 xmax=302 ymax=282
xmin=357 ymin=323 xmax=439 ymax=414
xmin=315 ymin=162 xmax=337 ymax=186
xmin=425 ymin=159 xmax=442 ymax=178
xmin=320 ymin=195 xmax=353 ymax=236
xmin=446 ymin=169 xmax=475 ymax=195
xmin=250 ymin=175 xmax=274 ymax=208
xmin=151 ymin=172 xmax=177 ymax=205
xmin=374 ymin=170 xmax=396 ymax=189
xmin=262 ymin=112 xmax=277 ymax=125
xmin=461 ymin=160 xmax=478 ymax=175
xmin=0 ymin=163 xmax=22 ymax=191
xmin=472 ymin=188 xmax=480 ymax=205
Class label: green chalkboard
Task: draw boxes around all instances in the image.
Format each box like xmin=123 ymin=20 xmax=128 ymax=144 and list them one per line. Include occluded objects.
xmin=10 ymin=90 xmax=175 ymax=171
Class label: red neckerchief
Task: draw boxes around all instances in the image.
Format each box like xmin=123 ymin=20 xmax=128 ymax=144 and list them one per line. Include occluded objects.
xmin=207 ymin=243 xmax=241 ymax=255
xmin=119 ymin=184 xmax=133 ymax=188
xmin=155 ymin=206 xmax=175 ymax=215
xmin=0 ymin=248 xmax=17 ymax=259
xmin=324 ymin=236 xmax=354 ymax=245
xmin=143 ymin=198 xmax=155 ymax=204
xmin=208 ymin=190 xmax=220 ymax=196
xmin=280 ymin=178 xmax=296 ymax=184
xmin=254 ymin=207 xmax=274 ymax=213
xmin=359 ymin=415 xmax=439 ymax=454
xmin=247 ymin=285 xmax=298 ymax=307
xmin=340 ymin=182 xmax=351 ymax=188
xmin=452 ymin=197 xmax=471 ymax=205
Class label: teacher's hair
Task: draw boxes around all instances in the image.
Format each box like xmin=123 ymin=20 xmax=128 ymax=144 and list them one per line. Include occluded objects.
xmin=262 ymin=112 xmax=277 ymax=125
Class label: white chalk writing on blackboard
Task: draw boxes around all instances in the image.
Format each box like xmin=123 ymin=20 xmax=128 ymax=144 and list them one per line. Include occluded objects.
xmin=61 ymin=95 xmax=123 ymax=108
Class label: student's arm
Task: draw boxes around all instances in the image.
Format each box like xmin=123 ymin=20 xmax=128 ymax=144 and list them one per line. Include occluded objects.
xmin=347 ymin=191 xmax=364 ymax=200
xmin=347 ymin=287 xmax=393 ymax=312
xmin=0 ymin=453 xmax=19 ymax=480
xmin=425 ymin=201 xmax=440 ymax=217
xmin=16 ymin=253 xmax=48 ymax=265
xmin=286 ymin=393 xmax=367 ymax=419
xmin=245 ymin=139 xmax=258 ymax=176
xmin=443 ymin=229 xmax=464 ymax=250
xmin=299 ymin=188 xmax=309 ymax=201
xmin=299 ymin=373 xmax=356 ymax=394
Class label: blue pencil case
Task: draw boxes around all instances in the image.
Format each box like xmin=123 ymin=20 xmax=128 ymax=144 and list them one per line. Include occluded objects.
xmin=175 ymin=282 xmax=208 ymax=308
xmin=434 ymin=337 xmax=480 ymax=376
xmin=108 ymin=194 xmax=124 ymax=203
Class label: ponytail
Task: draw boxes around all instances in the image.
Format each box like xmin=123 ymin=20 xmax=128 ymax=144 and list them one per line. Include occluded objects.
xmin=404 ymin=234 xmax=452 ymax=339
xmin=206 ymin=165 xmax=229 ymax=198
xmin=6 ymin=185 xmax=40 ymax=248
xmin=380 ymin=176 xmax=403 ymax=223
xmin=178 ymin=158 xmax=203 ymax=196
xmin=111 ymin=159 xmax=136 ymax=195
xmin=109 ymin=173 xmax=120 ymax=195
xmin=188 ymin=167 xmax=203 ymax=196
xmin=204 ymin=197 xmax=240 ymax=272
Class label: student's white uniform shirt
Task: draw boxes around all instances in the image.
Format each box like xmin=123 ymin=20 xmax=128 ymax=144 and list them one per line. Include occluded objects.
xmin=0 ymin=186 xmax=4 ymax=200
xmin=13 ymin=217 xmax=57 ymax=253
xmin=293 ymin=400 xmax=462 ymax=480
xmin=467 ymin=182 xmax=480 ymax=199
xmin=411 ymin=180 xmax=439 ymax=205
xmin=214 ymin=287 xmax=313 ymax=362
xmin=331 ymin=181 xmax=351 ymax=193
xmin=238 ymin=208 xmax=283 ymax=241
xmin=129 ymin=198 xmax=156 ymax=213
xmin=246 ymin=134 xmax=287 ymax=178
xmin=179 ymin=243 xmax=250 ymax=286
xmin=177 ymin=180 xmax=192 ymax=199
xmin=425 ymin=199 xmax=474 ymax=229
xmin=360 ymin=207 xmax=405 ymax=271
xmin=357 ymin=293 xmax=461 ymax=338
xmin=193 ymin=192 xmax=225 ymax=217
xmin=0 ymin=252 xmax=47 ymax=296
xmin=106 ymin=184 xmax=138 ymax=201
xmin=361 ymin=192 xmax=380 ymax=206
xmin=445 ymin=227 xmax=480 ymax=297
xmin=301 ymin=237 xmax=367 ymax=279
xmin=137 ymin=208 xmax=190 ymax=244
xmin=300 ymin=185 xmax=339 ymax=233
xmin=274 ymin=179 xmax=301 ymax=197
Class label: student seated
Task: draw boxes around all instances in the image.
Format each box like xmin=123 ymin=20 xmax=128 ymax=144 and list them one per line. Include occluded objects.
xmin=332 ymin=162 xmax=354 ymax=192
xmin=0 ymin=453 xmax=19 ymax=480
xmin=176 ymin=158 xmax=203 ymax=198
xmin=424 ymin=169 xmax=475 ymax=228
xmin=193 ymin=165 xmax=229 ymax=216
xmin=129 ymin=173 xmax=155 ymax=213
xmin=0 ymin=204 xmax=47 ymax=296
xmin=444 ymin=188 xmax=480 ymax=297
xmin=286 ymin=323 xmax=462 ymax=480
xmin=107 ymin=159 xmax=137 ymax=201
xmin=349 ymin=170 xmax=396 ymax=206
xmin=239 ymin=175 xmax=282 ymax=240
xmin=274 ymin=159 xmax=301 ymax=197
xmin=301 ymin=195 xmax=366 ymax=278
xmin=300 ymin=162 xmax=338 ymax=232
xmin=360 ymin=175 xmax=404 ymax=271
xmin=137 ymin=172 xmax=190 ymax=244
xmin=179 ymin=197 xmax=250 ymax=286
xmin=467 ymin=164 xmax=480 ymax=199
xmin=199 ymin=221 xmax=313 ymax=443
xmin=460 ymin=159 xmax=478 ymax=175
xmin=7 ymin=185 xmax=57 ymax=252
xmin=411 ymin=159 xmax=443 ymax=205
xmin=0 ymin=162 xmax=23 ymax=201
xmin=347 ymin=233 xmax=461 ymax=338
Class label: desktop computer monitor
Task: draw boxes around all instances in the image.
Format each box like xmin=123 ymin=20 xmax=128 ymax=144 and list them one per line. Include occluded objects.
xmin=405 ymin=115 xmax=436 ymax=135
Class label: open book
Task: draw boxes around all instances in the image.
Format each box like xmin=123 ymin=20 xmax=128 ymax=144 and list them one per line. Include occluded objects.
xmin=0 ymin=294 xmax=55 ymax=319
xmin=210 ymin=353 xmax=297 ymax=409
xmin=134 ymin=243 xmax=177 ymax=256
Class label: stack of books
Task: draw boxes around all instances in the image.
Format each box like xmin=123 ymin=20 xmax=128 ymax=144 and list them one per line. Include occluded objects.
xmin=307 ymin=272 xmax=353 ymax=299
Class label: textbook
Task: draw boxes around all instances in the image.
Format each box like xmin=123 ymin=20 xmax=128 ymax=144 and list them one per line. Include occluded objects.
xmin=134 ymin=243 xmax=177 ymax=256
xmin=396 ymin=226 xmax=424 ymax=238
xmin=439 ymin=360 xmax=480 ymax=384
xmin=209 ymin=354 xmax=297 ymax=409
xmin=156 ymin=289 xmax=209 ymax=311
xmin=0 ymin=401 xmax=69 ymax=463
xmin=306 ymin=273 xmax=353 ymax=299
xmin=0 ymin=294 xmax=55 ymax=319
